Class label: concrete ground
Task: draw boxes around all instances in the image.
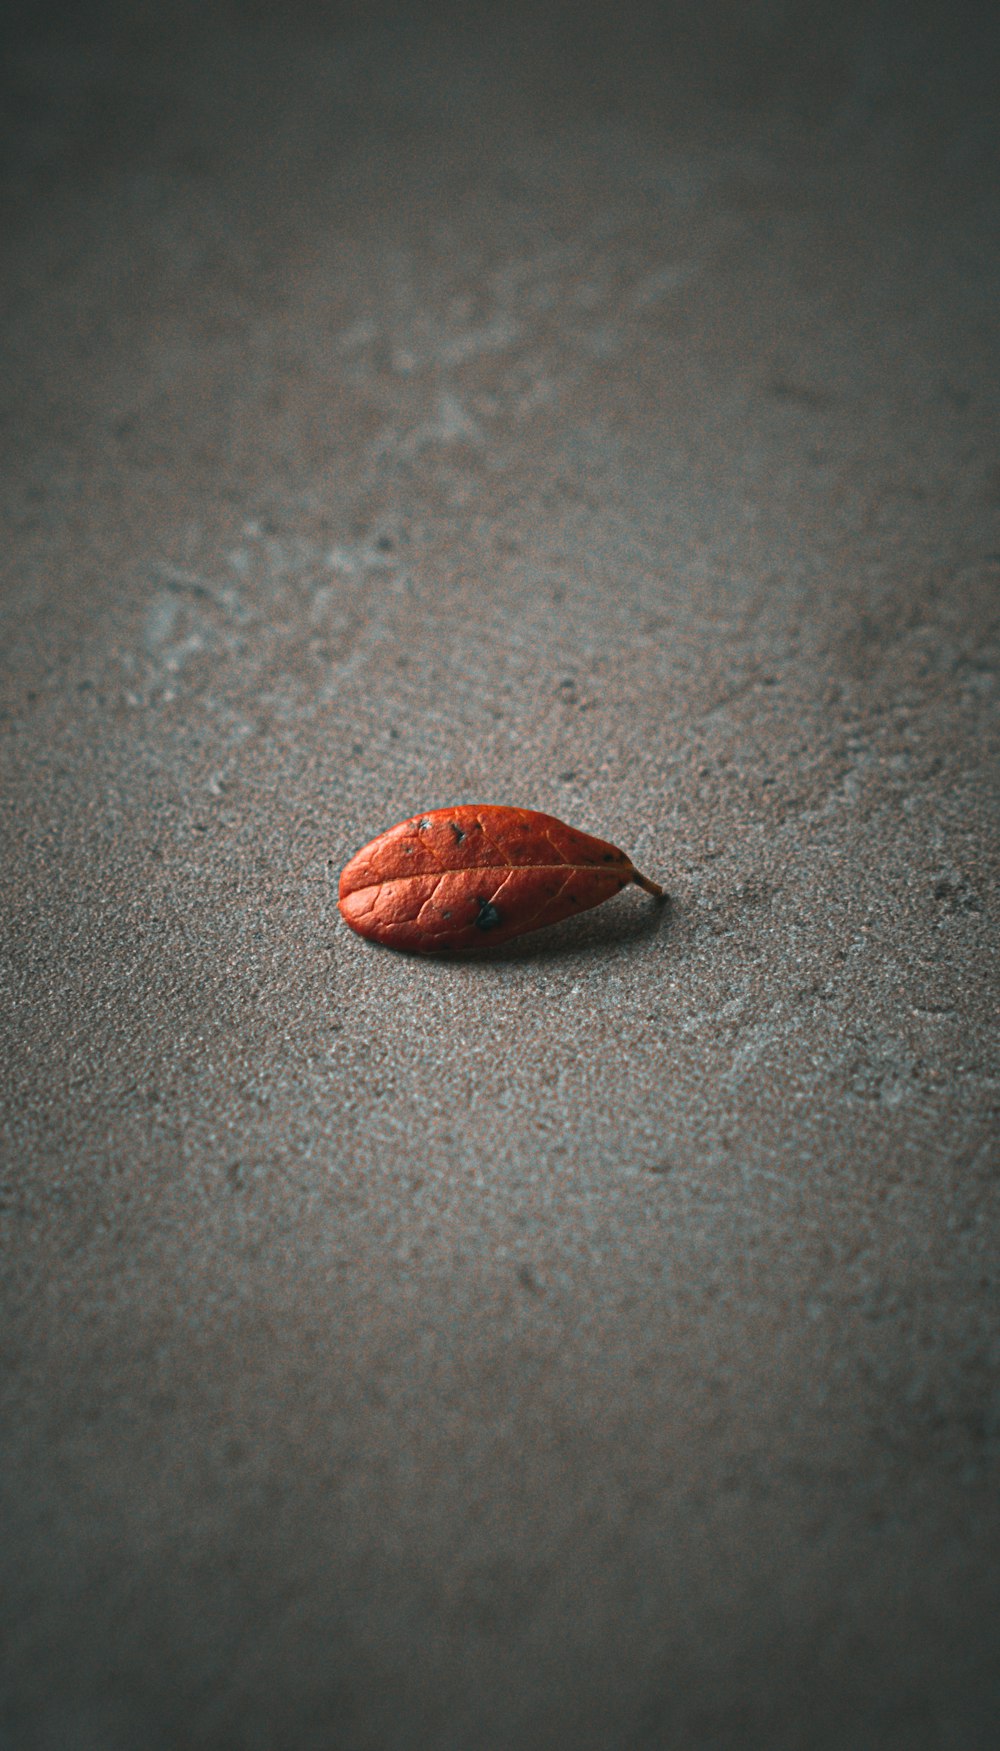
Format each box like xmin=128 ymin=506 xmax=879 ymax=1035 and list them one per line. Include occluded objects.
xmin=2 ymin=3 xmax=998 ymax=1746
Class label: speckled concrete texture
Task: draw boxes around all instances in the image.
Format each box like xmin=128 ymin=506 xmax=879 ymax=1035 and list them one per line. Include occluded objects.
xmin=2 ymin=3 xmax=999 ymax=1747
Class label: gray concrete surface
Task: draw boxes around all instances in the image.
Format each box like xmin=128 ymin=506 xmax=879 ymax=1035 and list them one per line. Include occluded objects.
xmin=2 ymin=3 xmax=999 ymax=1746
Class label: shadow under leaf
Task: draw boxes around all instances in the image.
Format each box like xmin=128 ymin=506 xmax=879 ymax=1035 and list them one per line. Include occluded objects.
xmin=426 ymin=891 xmax=671 ymax=964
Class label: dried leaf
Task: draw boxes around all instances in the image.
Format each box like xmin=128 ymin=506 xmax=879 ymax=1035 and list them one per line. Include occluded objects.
xmin=338 ymin=805 xmax=664 ymax=954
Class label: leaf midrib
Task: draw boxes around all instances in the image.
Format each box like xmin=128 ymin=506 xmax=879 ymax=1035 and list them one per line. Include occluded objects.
xmin=349 ymin=859 xmax=630 ymax=891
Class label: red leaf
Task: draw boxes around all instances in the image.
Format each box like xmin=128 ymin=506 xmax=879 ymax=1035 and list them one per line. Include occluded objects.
xmin=338 ymin=805 xmax=664 ymax=954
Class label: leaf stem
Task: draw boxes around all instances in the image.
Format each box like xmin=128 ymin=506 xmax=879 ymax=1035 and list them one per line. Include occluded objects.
xmin=632 ymin=867 xmax=665 ymax=900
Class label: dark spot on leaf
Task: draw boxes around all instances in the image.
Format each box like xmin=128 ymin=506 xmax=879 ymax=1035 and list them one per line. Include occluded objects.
xmin=568 ymin=893 xmax=578 ymax=903
xmin=418 ymin=818 xmax=432 ymax=830
xmin=451 ymin=823 xmax=466 ymax=842
xmin=603 ymin=853 xmax=613 ymax=861
xmin=475 ymin=898 xmax=502 ymax=931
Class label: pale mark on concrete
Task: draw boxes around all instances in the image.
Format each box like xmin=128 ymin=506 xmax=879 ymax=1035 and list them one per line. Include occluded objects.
xmin=388 ymin=392 xmax=483 ymax=457
xmin=336 ymin=319 xmax=378 ymax=351
xmin=323 ymin=539 xmax=397 ymax=576
xmin=631 ymin=261 xmax=701 ymax=307
xmin=435 ymin=315 xmax=520 ymax=366
xmin=144 ymin=594 xmax=180 ymax=652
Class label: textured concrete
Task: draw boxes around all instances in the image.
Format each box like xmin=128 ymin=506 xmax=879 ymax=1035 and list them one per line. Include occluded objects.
xmin=2 ymin=3 xmax=999 ymax=1747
